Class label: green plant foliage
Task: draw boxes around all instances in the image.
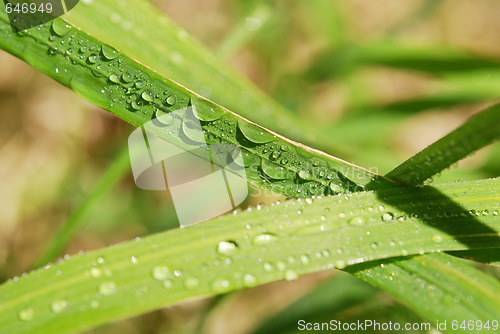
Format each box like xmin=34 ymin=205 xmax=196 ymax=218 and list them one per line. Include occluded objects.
xmin=0 ymin=178 xmax=499 ymax=334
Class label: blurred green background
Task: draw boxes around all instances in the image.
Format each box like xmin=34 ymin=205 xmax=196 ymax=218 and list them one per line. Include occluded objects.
xmin=1 ymin=0 xmax=500 ymax=333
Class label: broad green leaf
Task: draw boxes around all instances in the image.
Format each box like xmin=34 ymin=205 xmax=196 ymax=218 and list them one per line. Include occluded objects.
xmin=0 ymin=178 xmax=499 ymax=334
xmin=0 ymin=12 xmax=393 ymax=198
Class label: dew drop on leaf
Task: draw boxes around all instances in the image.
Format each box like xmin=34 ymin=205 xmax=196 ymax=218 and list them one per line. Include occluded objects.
xmin=334 ymin=260 xmax=346 ymax=269
xmin=141 ymin=90 xmax=155 ymax=102
xmin=51 ymin=299 xmax=68 ymax=314
xmin=89 ymin=267 xmax=102 ymax=278
xmin=243 ymin=274 xmax=257 ymax=286
xmin=216 ymin=241 xmax=238 ymax=255
xmin=87 ymin=54 xmax=98 ymax=64
xmin=18 ymin=308 xmax=35 ymax=321
xmin=109 ymin=74 xmax=120 ymax=83
xmin=51 ymin=20 xmax=71 ymax=36
xmin=432 ymin=235 xmax=443 ymax=242
xmin=263 ymin=262 xmax=274 ymax=272
xmin=99 ymin=281 xmax=116 ymax=296
xmin=211 ymin=278 xmax=230 ymax=292
xmin=165 ymin=95 xmax=176 ymax=106
xmin=101 ymin=45 xmax=119 ymax=60
xmin=253 ymin=233 xmax=278 ymax=245
xmin=237 ymin=119 xmax=275 ymax=143
xmin=184 ymin=278 xmax=199 ymax=289
xmin=284 ymin=269 xmax=298 ymax=281
xmin=121 ymin=73 xmax=133 ymax=82
xmin=152 ymin=265 xmax=169 ymax=281
xmin=381 ymin=213 xmax=394 ymax=221
xmin=348 ymin=216 xmax=365 ymax=226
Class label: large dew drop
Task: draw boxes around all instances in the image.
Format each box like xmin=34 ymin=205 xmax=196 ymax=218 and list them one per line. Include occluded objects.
xmin=51 ymin=20 xmax=71 ymax=37
xmin=191 ymin=96 xmax=224 ymax=121
xmin=101 ymin=45 xmax=119 ymax=60
xmin=237 ymin=119 xmax=275 ymax=143
xmin=216 ymin=241 xmax=238 ymax=255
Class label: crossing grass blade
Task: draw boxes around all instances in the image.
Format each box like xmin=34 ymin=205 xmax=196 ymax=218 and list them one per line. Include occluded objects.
xmin=0 ymin=14 xmax=396 ymax=199
xmin=0 ymin=177 xmax=499 ymax=334
xmin=386 ymin=102 xmax=500 ymax=186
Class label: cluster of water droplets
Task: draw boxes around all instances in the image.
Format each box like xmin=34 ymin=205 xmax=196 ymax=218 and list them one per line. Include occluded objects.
xmin=11 ymin=19 xmax=377 ymax=199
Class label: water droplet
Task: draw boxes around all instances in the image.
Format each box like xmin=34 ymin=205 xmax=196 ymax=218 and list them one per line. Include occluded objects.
xmin=243 ymin=274 xmax=256 ymax=286
xmin=99 ymin=281 xmax=116 ymax=296
xmin=19 ymin=308 xmax=34 ymax=321
xmin=131 ymin=100 xmax=143 ymax=110
xmin=276 ymin=261 xmax=286 ymax=271
xmin=165 ymin=95 xmax=176 ymax=105
xmin=90 ymin=300 xmax=99 ymax=308
xmin=141 ymin=89 xmax=155 ymax=102
xmin=89 ymin=267 xmax=102 ymax=278
xmin=101 ymin=45 xmax=119 ymax=60
xmin=298 ymin=170 xmax=313 ymax=180
xmin=120 ymin=73 xmax=133 ymax=83
xmin=191 ymin=96 xmax=224 ymax=121
xmin=237 ymin=119 xmax=275 ymax=143
xmin=135 ymin=81 xmax=144 ymax=89
xmin=109 ymin=74 xmax=120 ymax=83
xmin=401 ymin=249 xmax=409 ymax=256
xmin=493 ymin=210 xmax=499 ymax=216
xmin=263 ymin=262 xmax=274 ymax=272
xmin=163 ymin=280 xmax=173 ymax=288
xmin=87 ymin=54 xmax=98 ymax=64
xmin=299 ymin=254 xmax=310 ymax=265
xmin=253 ymin=233 xmax=278 ymax=245
xmin=261 ymin=160 xmax=290 ymax=179
xmin=216 ymin=241 xmax=238 ymax=255
xmin=284 ymin=270 xmax=298 ymax=281
xmin=130 ymin=256 xmax=138 ymax=264
xmin=348 ymin=216 xmax=365 ymax=226
xmin=184 ymin=278 xmax=199 ymax=289
xmin=432 ymin=235 xmax=443 ymax=242
xmin=334 ymin=260 xmax=346 ymax=269
xmin=381 ymin=213 xmax=394 ymax=221
xmin=51 ymin=20 xmax=71 ymax=36
xmin=152 ymin=265 xmax=169 ymax=281
xmin=211 ymin=278 xmax=230 ymax=292
xmin=51 ymin=299 xmax=68 ymax=314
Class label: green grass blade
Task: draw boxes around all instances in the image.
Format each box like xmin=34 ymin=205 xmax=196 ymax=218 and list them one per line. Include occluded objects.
xmin=251 ymin=274 xmax=380 ymax=334
xmin=34 ymin=147 xmax=131 ymax=268
xmin=346 ymin=253 xmax=500 ymax=333
xmin=61 ymin=0 xmax=320 ymax=149
xmin=386 ymin=103 xmax=500 ymax=186
xmin=0 ymin=13 xmax=393 ymax=197
xmin=0 ymin=178 xmax=499 ymax=334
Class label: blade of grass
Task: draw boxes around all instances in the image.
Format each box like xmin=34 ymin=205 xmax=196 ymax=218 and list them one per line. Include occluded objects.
xmin=346 ymin=253 xmax=500 ymax=333
xmin=0 ymin=13 xmax=395 ymax=198
xmin=386 ymin=102 xmax=500 ymax=186
xmin=33 ymin=147 xmax=131 ymax=268
xmin=0 ymin=178 xmax=499 ymax=334
xmin=61 ymin=0 xmax=325 ymax=151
